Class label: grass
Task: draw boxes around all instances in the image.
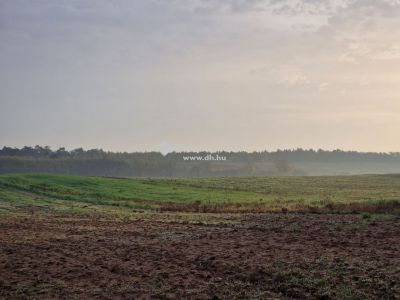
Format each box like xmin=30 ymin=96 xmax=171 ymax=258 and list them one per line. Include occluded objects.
xmin=247 ymin=264 xmax=369 ymax=299
xmin=0 ymin=173 xmax=400 ymax=215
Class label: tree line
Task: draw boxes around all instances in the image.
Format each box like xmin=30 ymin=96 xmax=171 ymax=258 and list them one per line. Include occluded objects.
xmin=1 ymin=146 xmax=400 ymax=177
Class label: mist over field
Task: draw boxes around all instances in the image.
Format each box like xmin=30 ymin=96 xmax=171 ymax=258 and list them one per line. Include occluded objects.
xmin=1 ymin=146 xmax=400 ymax=177
xmin=1 ymin=1 xmax=400 ymax=299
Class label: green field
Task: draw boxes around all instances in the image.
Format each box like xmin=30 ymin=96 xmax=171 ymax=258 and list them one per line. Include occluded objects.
xmin=0 ymin=173 xmax=399 ymax=215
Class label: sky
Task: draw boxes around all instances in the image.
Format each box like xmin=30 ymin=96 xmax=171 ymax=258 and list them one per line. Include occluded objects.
xmin=1 ymin=0 xmax=400 ymax=153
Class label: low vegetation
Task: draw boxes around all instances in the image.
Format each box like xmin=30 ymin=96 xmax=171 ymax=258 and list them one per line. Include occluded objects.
xmin=1 ymin=174 xmax=399 ymax=299
xmin=0 ymin=173 xmax=399 ymax=215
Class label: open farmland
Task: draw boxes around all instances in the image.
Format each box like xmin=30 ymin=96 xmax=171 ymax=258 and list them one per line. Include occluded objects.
xmin=1 ymin=174 xmax=400 ymax=214
xmin=0 ymin=174 xmax=399 ymax=299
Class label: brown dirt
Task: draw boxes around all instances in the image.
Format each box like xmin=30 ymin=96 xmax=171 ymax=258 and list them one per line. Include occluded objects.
xmin=0 ymin=213 xmax=399 ymax=299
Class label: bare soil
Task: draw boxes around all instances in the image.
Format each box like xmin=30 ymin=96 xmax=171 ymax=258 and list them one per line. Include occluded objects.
xmin=0 ymin=213 xmax=399 ymax=299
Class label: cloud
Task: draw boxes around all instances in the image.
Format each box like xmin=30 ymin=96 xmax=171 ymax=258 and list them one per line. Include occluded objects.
xmin=250 ymin=65 xmax=311 ymax=87
xmin=193 ymin=0 xmax=264 ymax=14
xmin=1 ymin=0 xmax=400 ymax=151
xmin=269 ymin=0 xmax=350 ymax=16
xmin=338 ymin=42 xmax=400 ymax=62
xmin=371 ymin=44 xmax=400 ymax=60
xmin=318 ymin=82 xmax=330 ymax=92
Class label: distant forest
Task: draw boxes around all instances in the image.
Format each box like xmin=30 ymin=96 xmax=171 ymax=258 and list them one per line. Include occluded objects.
xmin=1 ymin=146 xmax=400 ymax=177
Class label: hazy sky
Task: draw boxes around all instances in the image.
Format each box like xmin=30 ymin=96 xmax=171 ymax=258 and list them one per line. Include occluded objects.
xmin=1 ymin=0 xmax=400 ymax=152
